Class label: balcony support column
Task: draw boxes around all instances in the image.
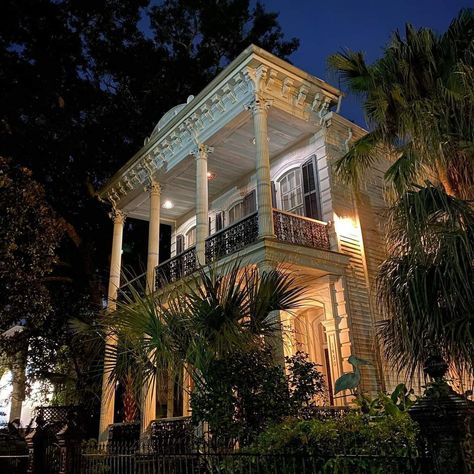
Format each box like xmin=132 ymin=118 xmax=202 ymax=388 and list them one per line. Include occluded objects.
xmin=193 ymin=144 xmax=213 ymax=265
xmin=247 ymin=93 xmax=275 ymax=239
xmin=146 ymin=179 xmax=162 ymax=291
xmin=99 ymin=208 xmax=126 ymax=442
xmin=141 ymin=179 xmax=161 ymax=435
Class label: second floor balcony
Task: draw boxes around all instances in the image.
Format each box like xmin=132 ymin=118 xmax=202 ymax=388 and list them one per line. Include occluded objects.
xmin=156 ymin=209 xmax=330 ymax=286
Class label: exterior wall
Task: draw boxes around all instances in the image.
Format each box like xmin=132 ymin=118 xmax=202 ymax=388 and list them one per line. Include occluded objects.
xmin=167 ymin=113 xmax=390 ymax=395
xmin=322 ymin=113 xmax=383 ymax=393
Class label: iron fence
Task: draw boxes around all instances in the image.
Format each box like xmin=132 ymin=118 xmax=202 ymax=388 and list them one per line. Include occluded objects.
xmin=78 ymin=445 xmax=431 ymax=474
xmin=0 ymin=454 xmax=28 ymax=474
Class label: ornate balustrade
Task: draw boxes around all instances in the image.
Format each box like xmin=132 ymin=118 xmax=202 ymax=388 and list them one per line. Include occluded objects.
xmin=155 ymin=210 xmax=329 ymax=288
xmin=205 ymin=212 xmax=259 ymax=263
xmin=156 ymin=246 xmax=197 ymax=287
xmin=273 ymin=209 xmax=330 ymax=250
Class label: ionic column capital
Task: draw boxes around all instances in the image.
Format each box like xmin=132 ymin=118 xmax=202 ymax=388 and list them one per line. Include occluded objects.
xmin=109 ymin=208 xmax=127 ymax=225
xmin=192 ymin=143 xmax=214 ymax=160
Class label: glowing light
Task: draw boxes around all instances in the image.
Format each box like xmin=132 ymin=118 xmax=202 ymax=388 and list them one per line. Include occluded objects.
xmin=207 ymin=171 xmax=216 ymax=180
xmin=162 ymin=200 xmax=174 ymax=209
xmin=333 ymin=215 xmax=360 ymax=238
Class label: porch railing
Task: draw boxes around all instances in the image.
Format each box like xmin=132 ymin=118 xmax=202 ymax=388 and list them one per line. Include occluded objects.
xmin=155 ymin=210 xmax=330 ymax=288
xmin=205 ymin=212 xmax=259 ymax=263
xmin=273 ymin=209 xmax=330 ymax=250
xmin=156 ymin=246 xmax=197 ymax=286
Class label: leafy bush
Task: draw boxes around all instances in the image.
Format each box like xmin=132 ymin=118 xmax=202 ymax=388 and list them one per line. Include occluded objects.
xmin=191 ymin=349 xmax=325 ymax=445
xmin=254 ymin=411 xmax=418 ymax=457
xmin=354 ymin=383 xmax=416 ymax=417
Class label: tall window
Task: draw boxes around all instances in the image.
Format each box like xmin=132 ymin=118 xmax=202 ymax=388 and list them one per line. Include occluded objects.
xmin=176 ymin=234 xmax=184 ymax=254
xmin=228 ymin=191 xmax=256 ymax=225
xmin=302 ymin=156 xmax=322 ymax=220
xmin=228 ymin=202 xmax=243 ymax=225
xmin=279 ymin=168 xmax=304 ymax=215
xmin=186 ymin=226 xmax=196 ymax=248
xmin=215 ymin=211 xmax=224 ymax=232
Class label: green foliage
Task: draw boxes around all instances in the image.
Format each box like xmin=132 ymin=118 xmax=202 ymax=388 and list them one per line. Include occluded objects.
xmin=0 ymin=157 xmax=63 ymax=343
xmin=329 ymin=10 xmax=474 ymax=379
xmin=377 ymin=185 xmax=474 ymax=376
xmin=354 ymin=384 xmax=416 ymax=418
xmin=99 ymin=263 xmax=308 ymax=420
xmin=254 ymin=412 xmax=418 ymax=458
xmin=329 ymin=8 xmax=474 ymax=199
xmin=0 ymin=0 xmax=298 ymax=404
xmin=190 ymin=349 xmax=326 ymax=445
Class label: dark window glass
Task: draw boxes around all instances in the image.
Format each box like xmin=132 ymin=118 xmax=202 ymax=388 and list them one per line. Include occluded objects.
xmin=243 ymin=190 xmax=256 ymax=215
xmin=302 ymin=156 xmax=322 ymax=220
xmin=271 ymin=181 xmax=277 ymax=207
xmin=215 ymin=212 xmax=224 ymax=231
xmin=176 ymin=234 xmax=184 ymax=254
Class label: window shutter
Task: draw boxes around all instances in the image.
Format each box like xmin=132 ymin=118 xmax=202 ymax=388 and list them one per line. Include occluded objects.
xmin=243 ymin=190 xmax=256 ymax=215
xmin=215 ymin=211 xmax=224 ymax=231
xmin=271 ymin=181 xmax=277 ymax=208
xmin=302 ymin=156 xmax=322 ymax=220
xmin=209 ymin=216 xmax=212 ymax=235
xmin=176 ymin=234 xmax=184 ymax=254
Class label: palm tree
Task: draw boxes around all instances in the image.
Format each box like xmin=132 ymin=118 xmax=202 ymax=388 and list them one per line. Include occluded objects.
xmin=328 ymin=9 xmax=474 ymax=200
xmin=328 ymin=10 xmax=474 ymax=379
xmin=377 ymin=186 xmax=474 ymax=377
xmin=101 ymin=262 xmax=307 ymax=415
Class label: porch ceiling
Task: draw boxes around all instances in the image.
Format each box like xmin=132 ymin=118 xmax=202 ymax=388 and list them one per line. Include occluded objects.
xmin=124 ymin=107 xmax=317 ymax=223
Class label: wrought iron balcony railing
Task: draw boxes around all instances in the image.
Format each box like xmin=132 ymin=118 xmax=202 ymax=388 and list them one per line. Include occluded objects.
xmin=273 ymin=209 xmax=330 ymax=250
xmin=205 ymin=212 xmax=259 ymax=263
xmin=155 ymin=210 xmax=330 ymax=288
xmin=156 ymin=246 xmax=197 ymax=287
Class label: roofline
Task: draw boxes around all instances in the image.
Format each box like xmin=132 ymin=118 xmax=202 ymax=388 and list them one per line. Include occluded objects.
xmin=98 ymin=44 xmax=343 ymax=199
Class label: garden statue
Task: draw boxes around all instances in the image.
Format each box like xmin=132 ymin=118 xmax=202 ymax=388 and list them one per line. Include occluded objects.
xmin=334 ymin=355 xmax=372 ymax=395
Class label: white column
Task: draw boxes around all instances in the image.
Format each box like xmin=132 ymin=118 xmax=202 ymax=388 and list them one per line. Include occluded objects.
xmin=248 ymin=97 xmax=274 ymax=238
xmin=194 ymin=144 xmax=213 ymax=265
xmin=99 ymin=208 xmax=126 ymax=442
xmin=142 ymin=179 xmax=161 ymax=433
xmin=146 ymin=180 xmax=161 ymax=291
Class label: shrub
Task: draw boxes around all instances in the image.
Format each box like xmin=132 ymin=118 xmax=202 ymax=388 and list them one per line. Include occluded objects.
xmin=190 ymin=349 xmax=325 ymax=445
xmin=254 ymin=412 xmax=418 ymax=457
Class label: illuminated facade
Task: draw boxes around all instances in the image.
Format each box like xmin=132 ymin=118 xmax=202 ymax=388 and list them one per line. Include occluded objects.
xmin=98 ymin=45 xmax=392 ymax=440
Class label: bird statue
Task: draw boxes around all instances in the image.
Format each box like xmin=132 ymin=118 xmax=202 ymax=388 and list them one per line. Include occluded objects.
xmin=334 ymin=355 xmax=372 ymax=396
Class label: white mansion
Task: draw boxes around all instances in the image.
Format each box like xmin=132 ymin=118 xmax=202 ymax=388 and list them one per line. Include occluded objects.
xmin=98 ymin=45 xmax=393 ymax=440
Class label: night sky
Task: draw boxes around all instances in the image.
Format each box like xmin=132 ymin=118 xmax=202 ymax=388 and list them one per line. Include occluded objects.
xmin=267 ymin=0 xmax=470 ymax=127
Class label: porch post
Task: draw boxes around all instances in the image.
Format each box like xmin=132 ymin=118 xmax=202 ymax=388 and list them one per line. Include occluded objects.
xmin=322 ymin=275 xmax=352 ymax=405
xmin=194 ymin=144 xmax=212 ymax=265
xmin=99 ymin=208 xmax=126 ymax=442
xmin=146 ymin=179 xmax=161 ymax=291
xmin=141 ymin=179 xmax=161 ymax=433
xmin=247 ymin=69 xmax=274 ymax=239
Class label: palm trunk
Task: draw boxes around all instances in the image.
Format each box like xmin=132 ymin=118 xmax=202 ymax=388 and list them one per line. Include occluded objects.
xmin=122 ymin=371 xmax=138 ymax=423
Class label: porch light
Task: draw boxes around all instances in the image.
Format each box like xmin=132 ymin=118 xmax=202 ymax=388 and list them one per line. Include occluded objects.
xmin=207 ymin=171 xmax=216 ymax=180
xmin=162 ymin=200 xmax=174 ymax=209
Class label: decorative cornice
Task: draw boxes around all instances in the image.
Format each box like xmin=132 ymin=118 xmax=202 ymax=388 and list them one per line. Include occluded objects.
xmin=109 ymin=208 xmax=127 ymax=225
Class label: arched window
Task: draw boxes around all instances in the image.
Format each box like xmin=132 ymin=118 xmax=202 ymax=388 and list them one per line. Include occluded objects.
xmin=228 ymin=201 xmax=243 ymax=225
xmin=186 ymin=226 xmax=196 ymax=248
xmin=278 ymin=168 xmax=304 ymax=215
